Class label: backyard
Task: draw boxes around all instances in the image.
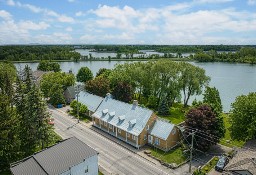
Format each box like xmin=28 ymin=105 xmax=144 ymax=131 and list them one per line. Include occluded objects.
xmin=219 ymin=114 xmax=245 ymax=148
xmin=158 ymin=103 xmax=187 ymax=124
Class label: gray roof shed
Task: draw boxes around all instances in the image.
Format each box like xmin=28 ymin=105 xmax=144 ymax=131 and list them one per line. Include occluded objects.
xmin=149 ymin=119 xmax=175 ymax=140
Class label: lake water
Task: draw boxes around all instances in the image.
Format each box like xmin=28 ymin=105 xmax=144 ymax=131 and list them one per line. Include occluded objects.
xmin=14 ymin=61 xmax=256 ymax=112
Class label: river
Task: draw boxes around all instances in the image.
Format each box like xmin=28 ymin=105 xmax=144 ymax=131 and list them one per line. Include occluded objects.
xmin=14 ymin=61 xmax=256 ymax=112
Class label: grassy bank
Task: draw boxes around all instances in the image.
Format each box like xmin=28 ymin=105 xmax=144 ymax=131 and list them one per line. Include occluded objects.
xmin=220 ymin=114 xmax=245 ymax=148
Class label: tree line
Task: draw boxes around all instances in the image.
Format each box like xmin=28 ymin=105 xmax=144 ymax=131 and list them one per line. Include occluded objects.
xmin=194 ymin=47 xmax=256 ymax=64
xmin=0 ymin=45 xmax=81 ymax=61
xmin=0 ymin=63 xmax=60 ymax=172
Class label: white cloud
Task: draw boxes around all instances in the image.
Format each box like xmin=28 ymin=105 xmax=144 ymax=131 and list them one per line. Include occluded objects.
xmin=66 ymin=27 xmax=73 ymax=32
xmin=6 ymin=0 xmax=74 ymax=23
xmin=75 ymin=11 xmax=85 ymax=17
xmin=0 ymin=10 xmax=12 ymax=21
xmin=6 ymin=0 xmax=15 ymax=6
xmin=247 ymin=0 xmax=256 ymax=5
xmin=193 ymin=0 xmax=233 ymax=3
xmin=18 ymin=21 xmax=50 ymax=30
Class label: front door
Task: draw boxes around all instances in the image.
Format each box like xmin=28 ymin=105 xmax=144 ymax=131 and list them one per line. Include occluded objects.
xmin=148 ymin=135 xmax=153 ymax=144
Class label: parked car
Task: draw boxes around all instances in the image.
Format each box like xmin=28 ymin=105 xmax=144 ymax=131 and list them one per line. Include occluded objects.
xmin=215 ymin=155 xmax=229 ymax=172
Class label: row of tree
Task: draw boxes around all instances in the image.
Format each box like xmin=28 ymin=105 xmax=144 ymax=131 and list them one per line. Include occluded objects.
xmin=37 ymin=60 xmax=61 ymax=72
xmin=194 ymin=47 xmax=256 ymax=64
xmin=77 ymin=60 xmax=210 ymax=111
xmin=0 ymin=45 xmax=81 ymax=61
xmin=0 ymin=63 xmax=58 ymax=171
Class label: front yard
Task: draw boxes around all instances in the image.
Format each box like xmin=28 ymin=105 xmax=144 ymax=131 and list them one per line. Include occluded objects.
xmin=150 ymin=146 xmax=188 ymax=165
xmin=219 ymin=114 xmax=245 ymax=148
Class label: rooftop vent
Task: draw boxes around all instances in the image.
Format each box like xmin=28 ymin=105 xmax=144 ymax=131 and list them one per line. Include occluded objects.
xmin=133 ymin=100 xmax=138 ymax=106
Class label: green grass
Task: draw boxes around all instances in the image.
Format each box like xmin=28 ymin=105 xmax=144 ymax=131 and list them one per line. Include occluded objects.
xmin=158 ymin=103 xmax=187 ymax=124
xmin=201 ymin=156 xmax=219 ymax=174
xmin=150 ymin=146 xmax=187 ymax=165
xmin=98 ymin=171 xmax=104 ymax=175
xmin=219 ymin=114 xmax=245 ymax=148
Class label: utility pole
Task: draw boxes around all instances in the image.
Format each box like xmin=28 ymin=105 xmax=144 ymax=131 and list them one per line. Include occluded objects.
xmin=189 ymin=131 xmax=195 ymax=173
xmin=75 ymin=84 xmax=81 ymax=123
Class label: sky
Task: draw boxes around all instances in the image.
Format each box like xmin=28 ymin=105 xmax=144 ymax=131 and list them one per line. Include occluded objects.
xmin=0 ymin=0 xmax=256 ymax=45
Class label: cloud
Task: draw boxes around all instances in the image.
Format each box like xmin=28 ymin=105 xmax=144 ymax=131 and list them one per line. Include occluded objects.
xmin=75 ymin=11 xmax=86 ymax=17
xmin=18 ymin=21 xmax=50 ymax=30
xmin=247 ymin=0 xmax=256 ymax=5
xmin=66 ymin=27 xmax=73 ymax=32
xmin=6 ymin=0 xmax=15 ymax=6
xmin=193 ymin=0 xmax=233 ymax=3
xmin=0 ymin=10 xmax=12 ymax=21
xmin=6 ymin=0 xmax=75 ymax=23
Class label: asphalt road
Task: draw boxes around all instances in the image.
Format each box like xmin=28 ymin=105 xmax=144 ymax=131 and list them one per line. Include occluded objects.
xmin=51 ymin=108 xmax=179 ymax=175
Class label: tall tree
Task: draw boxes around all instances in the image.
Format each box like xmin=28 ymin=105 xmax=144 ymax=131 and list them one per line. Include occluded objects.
xmin=179 ymin=62 xmax=210 ymax=107
xmin=85 ymin=76 xmax=111 ymax=97
xmin=112 ymin=81 xmax=133 ymax=103
xmin=230 ymin=92 xmax=256 ymax=141
xmin=185 ymin=104 xmax=220 ymax=151
xmin=76 ymin=67 xmax=93 ymax=83
xmin=158 ymin=97 xmax=170 ymax=116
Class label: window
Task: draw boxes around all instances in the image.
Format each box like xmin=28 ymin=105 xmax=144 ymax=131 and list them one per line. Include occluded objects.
xmin=127 ymin=133 xmax=130 ymax=137
xmin=155 ymin=138 xmax=159 ymax=145
xmin=104 ymin=121 xmax=107 ymax=126
xmin=172 ymin=128 xmax=176 ymax=135
xmin=109 ymin=124 xmax=112 ymax=129
xmin=146 ymin=125 xmax=149 ymax=130
xmin=132 ymin=135 xmax=136 ymax=140
xmin=144 ymin=135 xmax=147 ymax=140
xmin=100 ymin=120 xmax=103 ymax=124
xmin=118 ymin=129 xmax=121 ymax=133
xmin=85 ymin=165 xmax=88 ymax=173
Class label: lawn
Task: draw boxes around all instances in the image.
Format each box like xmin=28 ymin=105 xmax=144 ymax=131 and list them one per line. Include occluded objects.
xmin=219 ymin=114 xmax=245 ymax=148
xmin=193 ymin=156 xmax=219 ymax=175
xmin=150 ymin=146 xmax=188 ymax=165
xmin=98 ymin=171 xmax=104 ymax=175
xmin=158 ymin=103 xmax=187 ymax=124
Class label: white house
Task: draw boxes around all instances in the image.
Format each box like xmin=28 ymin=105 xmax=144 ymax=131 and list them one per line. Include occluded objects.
xmin=10 ymin=137 xmax=98 ymax=175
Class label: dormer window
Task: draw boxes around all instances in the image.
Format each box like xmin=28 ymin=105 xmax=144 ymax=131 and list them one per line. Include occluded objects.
xmin=109 ymin=111 xmax=115 ymax=118
xmin=102 ymin=109 xmax=108 ymax=115
xmin=118 ymin=115 xmax=125 ymax=123
xmin=129 ymin=119 xmax=136 ymax=128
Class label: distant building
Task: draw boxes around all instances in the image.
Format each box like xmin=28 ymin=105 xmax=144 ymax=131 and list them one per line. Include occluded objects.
xmin=64 ymin=86 xmax=76 ymax=104
xmin=17 ymin=70 xmax=49 ymax=86
xmin=10 ymin=137 xmax=98 ymax=175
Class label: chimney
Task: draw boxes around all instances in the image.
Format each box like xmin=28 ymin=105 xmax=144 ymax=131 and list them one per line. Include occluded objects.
xmin=133 ymin=100 xmax=138 ymax=106
xmin=106 ymin=93 xmax=112 ymax=99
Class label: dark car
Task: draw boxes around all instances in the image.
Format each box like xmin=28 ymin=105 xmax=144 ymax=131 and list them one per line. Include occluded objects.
xmin=215 ymin=155 xmax=229 ymax=172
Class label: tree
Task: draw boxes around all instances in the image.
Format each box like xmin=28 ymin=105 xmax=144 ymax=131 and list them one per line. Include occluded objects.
xmin=158 ymin=98 xmax=170 ymax=116
xmin=48 ymin=84 xmax=66 ymax=106
xmin=185 ymin=104 xmax=220 ymax=151
xmin=0 ymin=63 xmax=21 ymax=170
xmin=179 ymin=62 xmax=210 ymax=107
xmin=76 ymin=67 xmax=93 ymax=83
xmin=40 ymin=72 xmax=75 ymax=98
xmin=85 ymin=76 xmax=110 ymax=97
xmin=203 ymin=86 xmax=225 ymax=138
xmin=229 ymin=92 xmax=256 ymax=141
xmin=112 ymin=81 xmax=133 ymax=103
xmin=70 ymin=100 xmax=88 ymax=117
xmin=37 ymin=60 xmax=61 ymax=72
xmin=96 ymin=68 xmax=111 ymax=77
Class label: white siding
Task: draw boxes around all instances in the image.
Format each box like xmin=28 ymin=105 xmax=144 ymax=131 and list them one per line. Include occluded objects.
xmin=60 ymin=155 xmax=98 ymax=175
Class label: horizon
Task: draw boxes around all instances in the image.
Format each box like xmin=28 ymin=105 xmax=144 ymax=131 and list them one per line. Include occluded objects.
xmin=0 ymin=0 xmax=256 ymax=45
